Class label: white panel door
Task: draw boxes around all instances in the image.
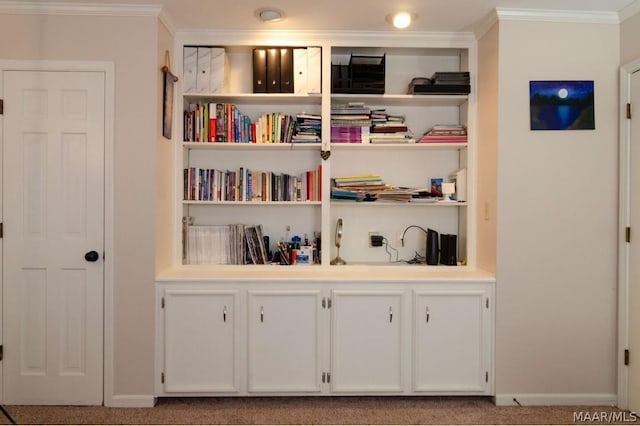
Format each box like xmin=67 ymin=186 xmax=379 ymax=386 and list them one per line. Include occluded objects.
xmin=247 ymin=290 xmax=323 ymax=392
xmin=331 ymin=290 xmax=404 ymax=393
xmin=629 ymin=68 xmax=640 ymax=412
xmin=163 ymin=289 xmax=239 ymax=393
xmin=413 ymin=290 xmax=488 ymax=392
xmin=2 ymin=70 xmax=105 ymax=404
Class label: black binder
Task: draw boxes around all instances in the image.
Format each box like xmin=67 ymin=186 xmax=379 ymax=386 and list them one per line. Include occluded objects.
xmin=280 ymin=47 xmax=294 ymax=93
xmin=252 ymin=48 xmax=267 ymax=93
xmin=266 ymin=48 xmax=281 ymax=93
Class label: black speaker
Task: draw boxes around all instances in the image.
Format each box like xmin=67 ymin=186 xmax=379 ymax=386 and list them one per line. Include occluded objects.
xmin=426 ymin=228 xmax=439 ymax=265
xmin=440 ymin=234 xmax=457 ymax=266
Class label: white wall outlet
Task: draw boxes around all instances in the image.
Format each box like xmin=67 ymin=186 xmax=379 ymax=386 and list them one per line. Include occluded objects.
xmin=368 ymin=231 xmax=378 ymax=247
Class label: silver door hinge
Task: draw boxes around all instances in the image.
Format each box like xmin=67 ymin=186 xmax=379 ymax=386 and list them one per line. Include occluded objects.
xmin=627 ymin=103 xmax=632 ymax=120
xmin=625 ymin=349 xmax=630 ymax=366
xmin=161 ymin=372 xmax=165 ymax=383
xmin=626 ymin=227 xmax=631 ymax=243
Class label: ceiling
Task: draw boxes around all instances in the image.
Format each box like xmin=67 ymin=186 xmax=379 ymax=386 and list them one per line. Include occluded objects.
xmin=18 ymin=0 xmax=639 ymax=32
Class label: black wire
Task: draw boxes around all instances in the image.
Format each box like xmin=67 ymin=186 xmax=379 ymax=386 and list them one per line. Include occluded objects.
xmin=0 ymin=405 xmax=17 ymax=425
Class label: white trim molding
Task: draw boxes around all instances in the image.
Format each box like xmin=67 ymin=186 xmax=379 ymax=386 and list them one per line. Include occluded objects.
xmin=0 ymin=1 xmax=162 ymax=17
xmin=495 ymin=393 xmax=618 ymax=406
xmin=176 ymin=29 xmax=477 ymax=50
xmin=496 ymin=7 xmax=620 ymax=25
xmin=619 ymin=0 xmax=640 ymax=22
xmin=107 ymin=395 xmax=157 ymax=408
xmin=617 ymin=57 xmax=640 ymax=411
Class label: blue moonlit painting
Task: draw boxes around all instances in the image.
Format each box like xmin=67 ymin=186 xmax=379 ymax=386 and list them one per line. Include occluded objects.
xmin=529 ymin=80 xmax=595 ymax=130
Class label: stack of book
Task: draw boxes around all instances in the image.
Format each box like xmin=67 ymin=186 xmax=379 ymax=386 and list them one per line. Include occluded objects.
xmin=254 ymin=112 xmax=296 ymax=144
xmin=187 ymin=223 xmax=248 ymax=265
xmin=407 ymin=72 xmax=471 ymax=95
xmin=184 ymin=102 xmax=253 ymax=143
xmin=292 ymin=112 xmax=322 ymax=143
xmin=419 ymin=124 xmax=468 ymax=144
xmin=369 ymin=110 xmax=415 ymax=144
xmin=331 ymin=174 xmax=389 ymax=201
xmin=184 ymin=164 xmax=322 ymax=202
xmin=331 ymin=102 xmax=371 ymax=143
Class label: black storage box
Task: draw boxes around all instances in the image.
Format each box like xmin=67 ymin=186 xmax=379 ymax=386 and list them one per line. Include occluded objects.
xmin=350 ymin=54 xmax=385 ymax=94
xmin=331 ymin=64 xmax=351 ymax=93
xmin=331 ymin=54 xmax=386 ymax=94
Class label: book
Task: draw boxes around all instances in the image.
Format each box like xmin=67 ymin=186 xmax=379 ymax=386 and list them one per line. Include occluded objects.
xmin=266 ymin=48 xmax=281 ymax=93
xmin=183 ymin=46 xmax=197 ymax=93
xmin=307 ymin=46 xmax=322 ymax=94
xmin=196 ymin=47 xmax=211 ymax=93
xmin=280 ymin=47 xmax=294 ymax=93
xmin=293 ymin=48 xmax=308 ymax=94
xmin=252 ymin=48 xmax=267 ymax=93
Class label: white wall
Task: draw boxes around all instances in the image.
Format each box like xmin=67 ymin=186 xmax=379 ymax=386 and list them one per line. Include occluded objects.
xmin=621 ymin=8 xmax=640 ymax=64
xmin=476 ymin=23 xmax=499 ymax=273
xmin=0 ymin=13 xmax=158 ymax=402
xmin=495 ymin=20 xmax=619 ymax=403
xmin=156 ymin=21 xmax=175 ymax=273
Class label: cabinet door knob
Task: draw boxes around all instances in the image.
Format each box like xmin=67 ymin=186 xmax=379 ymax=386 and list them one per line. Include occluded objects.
xmin=426 ymin=306 xmax=430 ymax=323
xmin=223 ymin=305 xmax=227 ymax=322
xmin=389 ymin=306 xmax=393 ymax=323
xmin=260 ymin=306 xmax=264 ymax=323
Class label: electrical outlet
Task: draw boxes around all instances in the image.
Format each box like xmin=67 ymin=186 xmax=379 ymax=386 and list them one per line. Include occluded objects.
xmin=368 ymin=231 xmax=379 ymax=247
xmin=370 ymin=235 xmax=384 ymax=247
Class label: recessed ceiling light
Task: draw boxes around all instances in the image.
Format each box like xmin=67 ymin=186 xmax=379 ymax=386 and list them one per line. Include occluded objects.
xmin=256 ymin=8 xmax=285 ymax=23
xmin=386 ymin=12 xmax=417 ymax=29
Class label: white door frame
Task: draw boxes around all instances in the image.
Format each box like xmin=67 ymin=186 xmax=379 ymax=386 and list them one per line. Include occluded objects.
xmin=618 ymin=57 xmax=640 ymax=410
xmin=0 ymin=60 xmax=115 ymax=405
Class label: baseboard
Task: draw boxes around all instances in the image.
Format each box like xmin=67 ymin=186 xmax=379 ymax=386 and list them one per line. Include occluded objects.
xmin=494 ymin=393 xmax=618 ymax=406
xmin=105 ymin=394 xmax=157 ymax=408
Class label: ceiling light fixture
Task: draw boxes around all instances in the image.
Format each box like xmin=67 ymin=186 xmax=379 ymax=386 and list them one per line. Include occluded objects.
xmin=386 ymin=12 xmax=417 ymax=29
xmin=256 ymin=8 xmax=285 ymax=23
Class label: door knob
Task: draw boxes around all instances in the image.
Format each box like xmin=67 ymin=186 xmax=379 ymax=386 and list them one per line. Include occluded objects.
xmin=84 ymin=250 xmax=100 ymax=262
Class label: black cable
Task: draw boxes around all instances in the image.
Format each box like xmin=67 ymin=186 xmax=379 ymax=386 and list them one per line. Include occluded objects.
xmin=0 ymin=405 xmax=17 ymax=425
xmin=400 ymin=225 xmax=429 ymax=247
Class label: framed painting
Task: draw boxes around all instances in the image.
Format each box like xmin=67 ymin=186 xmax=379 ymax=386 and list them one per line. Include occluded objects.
xmin=529 ymin=80 xmax=595 ymax=130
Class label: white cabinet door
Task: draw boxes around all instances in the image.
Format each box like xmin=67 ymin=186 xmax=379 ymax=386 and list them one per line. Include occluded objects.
xmin=163 ymin=289 xmax=240 ymax=393
xmin=248 ymin=290 xmax=324 ymax=392
xmin=413 ymin=289 xmax=490 ymax=392
xmin=331 ymin=290 xmax=404 ymax=393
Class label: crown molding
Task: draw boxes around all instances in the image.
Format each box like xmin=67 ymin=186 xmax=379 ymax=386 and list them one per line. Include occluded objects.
xmin=619 ymin=0 xmax=640 ymax=22
xmin=0 ymin=1 xmax=162 ymax=18
xmin=158 ymin=7 xmax=175 ymax=35
xmin=496 ymin=7 xmax=620 ymax=24
xmin=473 ymin=10 xmax=499 ymax=40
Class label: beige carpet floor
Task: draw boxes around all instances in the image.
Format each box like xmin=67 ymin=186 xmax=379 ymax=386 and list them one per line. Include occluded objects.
xmin=0 ymin=396 xmax=636 ymax=425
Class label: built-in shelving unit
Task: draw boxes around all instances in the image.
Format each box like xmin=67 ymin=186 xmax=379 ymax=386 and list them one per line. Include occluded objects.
xmin=173 ymin=32 xmax=476 ymax=270
xmin=156 ymin=31 xmax=492 ymax=399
